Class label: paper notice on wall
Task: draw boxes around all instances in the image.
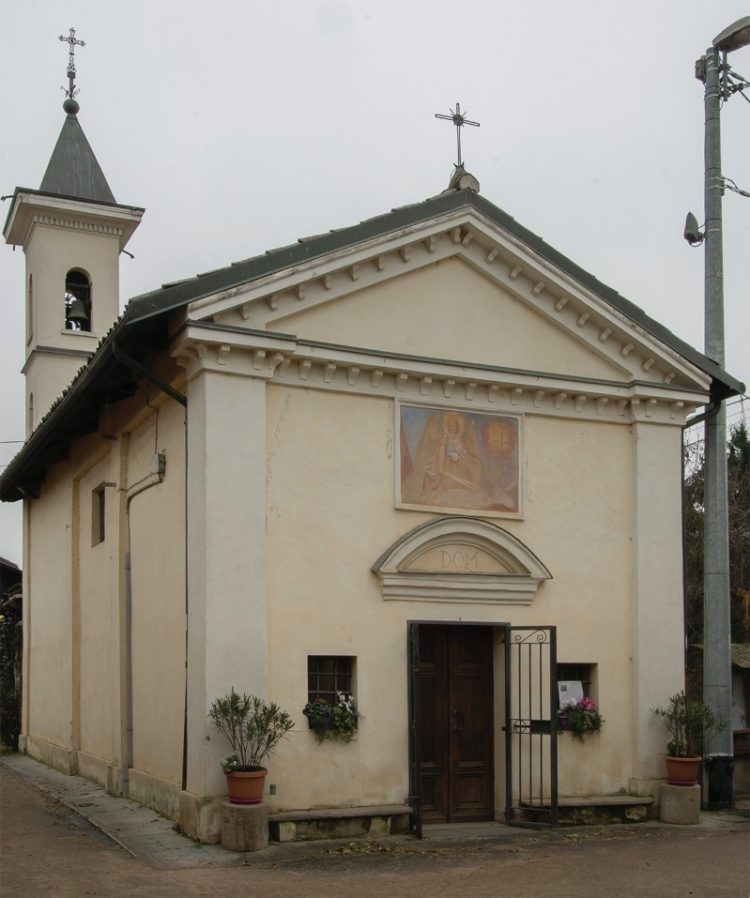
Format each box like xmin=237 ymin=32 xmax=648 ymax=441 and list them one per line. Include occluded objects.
xmin=558 ymin=680 xmax=584 ymax=708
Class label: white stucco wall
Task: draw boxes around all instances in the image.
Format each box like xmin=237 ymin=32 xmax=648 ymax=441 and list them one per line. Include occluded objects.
xmin=22 ymin=384 xmax=188 ymax=796
xmin=128 ymin=401 xmax=187 ymax=787
xmin=25 ymin=468 xmax=74 ymax=751
xmin=76 ymin=449 xmax=119 ymax=765
xmin=260 ymin=383 xmax=651 ymax=810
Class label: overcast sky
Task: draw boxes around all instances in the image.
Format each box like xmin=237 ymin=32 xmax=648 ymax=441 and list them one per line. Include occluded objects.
xmin=1 ymin=0 xmax=749 ymax=566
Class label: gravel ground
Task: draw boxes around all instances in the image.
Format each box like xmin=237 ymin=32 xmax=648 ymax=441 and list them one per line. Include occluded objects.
xmin=2 ymin=763 xmax=749 ymax=898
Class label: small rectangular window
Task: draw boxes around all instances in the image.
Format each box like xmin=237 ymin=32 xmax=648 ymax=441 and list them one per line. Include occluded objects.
xmin=307 ymin=656 xmax=353 ymax=703
xmin=91 ymin=485 xmax=105 ymax=546
xmin=557 ymin=662 xmax=597 ymax=707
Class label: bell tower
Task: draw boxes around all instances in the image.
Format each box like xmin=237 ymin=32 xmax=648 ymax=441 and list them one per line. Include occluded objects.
xmin=3 ymin=29 xmax=143 ymax=434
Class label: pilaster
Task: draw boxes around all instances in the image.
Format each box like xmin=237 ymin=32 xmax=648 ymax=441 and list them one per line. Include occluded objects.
xmin=631 ymin=420 xmax=685 ymax=782
xmin=183 ymin=357 xmax=270 ymax=799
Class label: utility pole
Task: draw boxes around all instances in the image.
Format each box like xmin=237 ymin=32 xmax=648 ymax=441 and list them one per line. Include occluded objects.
xmin=696 ymin=16 xmax=750 ymax=810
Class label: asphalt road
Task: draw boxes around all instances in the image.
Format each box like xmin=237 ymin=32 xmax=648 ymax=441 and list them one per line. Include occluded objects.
xmin=2 ymin=766 xmax=748 ymax=898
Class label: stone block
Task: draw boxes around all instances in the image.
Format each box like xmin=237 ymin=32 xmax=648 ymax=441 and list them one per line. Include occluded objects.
xmin=296 ymin=816 xmax=368 ymax=841
xmin=629 ymin=777 xmax=663 ymax=813
xmin=24 ymin=735 xmax=78 ymax=776
xmin=390 ymin=813 xmax=410 ymax=834
xmin=659 ymin=784 xmax=700 ymax=825
xmin=178 ymin=791 xmax=223 ymax=844
xmin=127 ymin=768 xmax=181 ymax=820
xmin=368 ymin=816 xmax=389 ymax=836
xmin=624 ymin=804 xmax=648 ymax=822
xmin=272 ymin=820 xmax=297 ymax=842
xmin=221 ymin=801 xmax=269 ymax=852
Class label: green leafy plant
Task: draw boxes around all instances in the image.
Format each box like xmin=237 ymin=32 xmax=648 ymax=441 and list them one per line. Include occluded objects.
xmin=651 ymin=691 xmax=725 ymax=757
xmin=303 ymin=691 xmax=360 ymax=743
xmin=558 ymin=697 xmax=603 ymax=741
xmin=208 ymin=688 xmax=294 ymax=771
xmin=0 ymin=594 xmax=22 ymax=751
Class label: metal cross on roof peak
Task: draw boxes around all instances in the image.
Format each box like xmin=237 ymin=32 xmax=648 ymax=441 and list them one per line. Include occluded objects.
xmin=434 ymin=102 xmax=480 ymax=168
xmin=59 ymin=27 xmax=86 ymax=99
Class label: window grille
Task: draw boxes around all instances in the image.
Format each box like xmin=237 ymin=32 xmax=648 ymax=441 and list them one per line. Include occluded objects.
xmin=557 ymin=663 xmax=596 ymax=705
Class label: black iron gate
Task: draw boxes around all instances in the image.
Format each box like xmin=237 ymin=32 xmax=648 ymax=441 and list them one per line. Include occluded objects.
xmin=504 ymin=626 xmax=558 ymax=827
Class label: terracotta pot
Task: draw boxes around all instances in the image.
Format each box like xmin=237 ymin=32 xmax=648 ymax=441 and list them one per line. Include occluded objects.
xmin=226 ymin=767 xmax=267 ymax=804
xmin=665 ymin=755 xmax=701 ymax=786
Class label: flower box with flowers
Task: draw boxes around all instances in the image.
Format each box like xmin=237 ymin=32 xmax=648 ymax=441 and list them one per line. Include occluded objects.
xmin=558 ymin=696 xmax=603 ymax=741
xmin=303 ymin=691 xmax=361 ymax=743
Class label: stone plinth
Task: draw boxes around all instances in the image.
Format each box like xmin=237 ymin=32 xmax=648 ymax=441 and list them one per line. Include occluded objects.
xmin=659 ymin=784 xmax=700 ymax=825
xmin=221 ymin=801 xmax=269 ymax=852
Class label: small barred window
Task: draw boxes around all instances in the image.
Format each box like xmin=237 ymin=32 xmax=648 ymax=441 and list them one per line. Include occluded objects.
xmin=307 ymin=656 xmax=353 ymax=703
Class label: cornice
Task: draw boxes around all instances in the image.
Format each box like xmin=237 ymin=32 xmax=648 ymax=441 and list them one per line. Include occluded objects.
xmin=30 ymin=214 xmax=124 ymax=237
xmin=4 ymin=190 xmax=143 ymax=250
xmin=21 ymin=343 xmax=94 ymax=375
xmin=171 ymin=322 xmax=708 ymax=426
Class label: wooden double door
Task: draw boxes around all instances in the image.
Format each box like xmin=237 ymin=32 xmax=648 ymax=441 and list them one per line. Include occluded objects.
xmin=417 ymin=625 xmax=494 ymax=823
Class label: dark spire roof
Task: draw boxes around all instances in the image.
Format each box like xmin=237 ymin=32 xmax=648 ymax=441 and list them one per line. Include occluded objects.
xmin=39 ymin=111 xmax=116 ymax=205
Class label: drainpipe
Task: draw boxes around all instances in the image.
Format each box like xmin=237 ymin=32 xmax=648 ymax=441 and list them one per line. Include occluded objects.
xmin=181 ymin=412 xmax=189 ymax=793
xmin=122 ymin=465 xmax=165 ymax=797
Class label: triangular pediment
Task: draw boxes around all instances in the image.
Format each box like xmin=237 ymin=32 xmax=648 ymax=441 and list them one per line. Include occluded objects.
xmin=272 ymin=258 xmax=630 ymax=382
xmin=199 ymin=205 xmax=711 ymax=396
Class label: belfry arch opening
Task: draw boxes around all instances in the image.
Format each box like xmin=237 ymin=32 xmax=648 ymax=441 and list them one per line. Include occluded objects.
xmin=64 ymin=269 xmax=92 ymax=331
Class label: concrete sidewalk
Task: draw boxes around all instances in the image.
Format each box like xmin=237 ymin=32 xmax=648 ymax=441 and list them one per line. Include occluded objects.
xmin=1 ymin=754 xmax=234 ymax=869
xmin=2 ymin=753 xmax=748 ymax=872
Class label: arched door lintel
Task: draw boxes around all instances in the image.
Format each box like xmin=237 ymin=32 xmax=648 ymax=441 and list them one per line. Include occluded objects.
xmin=371 ymin=516 xmax=552 ymax=605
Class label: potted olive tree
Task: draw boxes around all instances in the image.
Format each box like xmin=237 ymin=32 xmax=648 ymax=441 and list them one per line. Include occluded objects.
xmin=209 ymin=688 xmax=294 ymax=804
xmin=651 ymin=691 xmax=724 ymax=786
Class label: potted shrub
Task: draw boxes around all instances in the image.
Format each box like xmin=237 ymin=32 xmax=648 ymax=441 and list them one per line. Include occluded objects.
xmin=208 ymin=688 xmax=294 ymax=804
xmin=303 ymin=691 xmax=361 ymax=743
xmin=651 ymin=691 xmax=724 ymax=786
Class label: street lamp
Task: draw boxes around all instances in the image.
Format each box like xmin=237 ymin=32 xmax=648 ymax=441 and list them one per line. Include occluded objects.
xmin=694 ymin=16 xmax=750 ymax=810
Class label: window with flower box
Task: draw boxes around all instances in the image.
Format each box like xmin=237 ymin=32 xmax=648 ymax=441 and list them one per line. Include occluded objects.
xmin=304 ymin=656 xmax=360 ymax=743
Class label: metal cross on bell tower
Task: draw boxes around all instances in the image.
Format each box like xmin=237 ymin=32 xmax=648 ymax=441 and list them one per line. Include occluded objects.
xmin=59 ymin=27 xmax=86 ymax=100
xmin=435 ymin=102 xmax=480 ymax=167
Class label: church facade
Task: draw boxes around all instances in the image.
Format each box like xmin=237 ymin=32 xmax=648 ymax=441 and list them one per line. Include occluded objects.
xmin=2 ymin=91 xmax=744 ymax=843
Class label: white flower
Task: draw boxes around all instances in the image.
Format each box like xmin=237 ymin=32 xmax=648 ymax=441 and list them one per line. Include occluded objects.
xmin=336 ymin=691 xmax=355 ymax=713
